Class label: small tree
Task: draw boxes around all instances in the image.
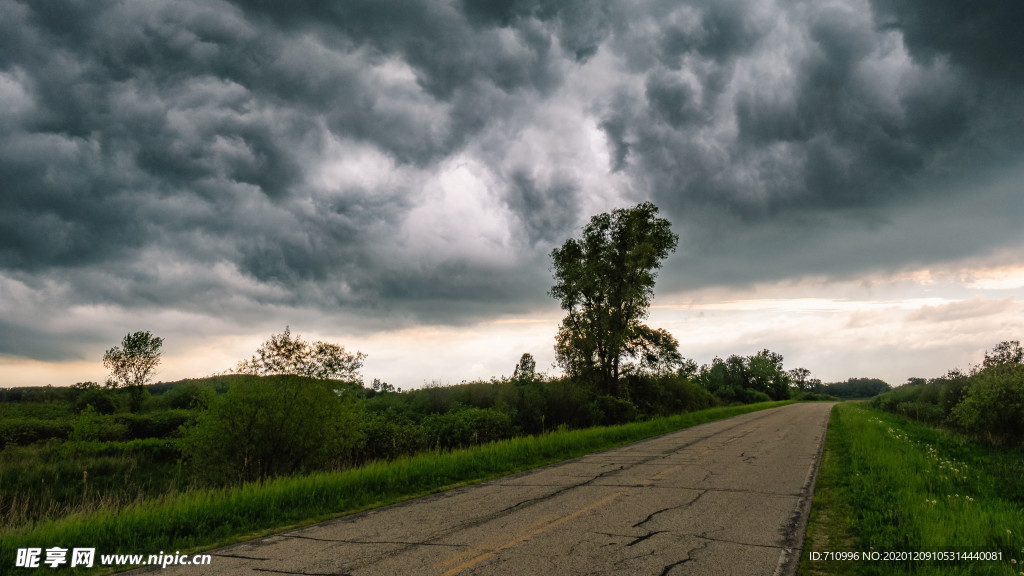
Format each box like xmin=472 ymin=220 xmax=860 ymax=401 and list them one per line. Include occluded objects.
xmin=235 ymin=327 xmax=366 ymax=383
xmin=513 ymin=353 xmax=538 ymax=384
xmin=103 ymin=331 xmax=163 ymax=411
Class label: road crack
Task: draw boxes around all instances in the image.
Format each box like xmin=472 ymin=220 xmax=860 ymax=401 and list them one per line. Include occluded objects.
xmin=632 ymin=490 xmax=707 ymax=528
xmin=626 ymin=530 xmax=666 ymax=547
xmin=659 ymin=540 xmax=709 ymax=575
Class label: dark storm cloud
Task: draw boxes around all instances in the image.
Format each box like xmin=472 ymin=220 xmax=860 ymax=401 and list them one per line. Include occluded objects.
xmin=870 ymin=0 xmax=1024 ymax=85
xmin=588 ymin=0 xmax=1024 ymax=289
xmin=1 ymin=0 xmax=1022 ymax=363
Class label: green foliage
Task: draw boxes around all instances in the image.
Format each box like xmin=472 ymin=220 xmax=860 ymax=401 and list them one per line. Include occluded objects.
xmin=102 ymin=331 xmax=164 ymax=411
xmin=158 ymin=383 xmax=215 ymax=410
xmin=623 ymin=373 xmax=716 ymax=417
xmin=72 ymin=384 xmax=119 ymax=414
xmin=550 ymin=202 xmax=680 ymax=396
xmin=68 ymin=404 xmax=101 ymax=443
xmin=951 ymin=364 xmax=1024 ymax=445
xmin=592 ymin=395 xmax=638 ymax=425
xmin=697 ymin=350 xmax=792 ymax=402
xmin=180 ymin=375 xmax=364 ymax=484
xmin=871 ymin=341 xmax=1024 ymax=445
xmin=801 ymin=404 xmax=1024 ymax=575
xmin=823 ymin=377 xmax=892 ymax=399
xmin=422 ymin=407 xmax=515 ymax=449
xmin=1 ymin=439 xmax=183 ymax=531
xmin=512 ymin=352 xmax=538 ymax=384
xmin=789 ymin=390 xmax=841 ymax=402
xmin=0 ymin=418 xmax=72 ymax=448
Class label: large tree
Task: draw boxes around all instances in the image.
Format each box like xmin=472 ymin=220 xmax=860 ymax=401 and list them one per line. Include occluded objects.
xmin=550 ymin=202 xmax=679 ymax=397
xmin=103 ymin=331 xmax=164 ymax=411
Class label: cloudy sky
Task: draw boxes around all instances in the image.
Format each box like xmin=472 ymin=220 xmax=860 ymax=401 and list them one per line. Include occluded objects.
xmin=2 ymin=0 xmax=1023 ymax=390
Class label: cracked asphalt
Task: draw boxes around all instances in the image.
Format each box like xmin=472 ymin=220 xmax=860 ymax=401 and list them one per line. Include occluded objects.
xmin=136 ymin=402 xmax=834 ymax=576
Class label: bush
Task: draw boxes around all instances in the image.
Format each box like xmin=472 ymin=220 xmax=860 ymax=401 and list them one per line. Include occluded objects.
xmin=360 ymin=413 xmax=430 ymax=461
xmin=114 ymin=410 xmax=193 ymax=440
xmin=421 ymin=407 xmax=515 ymax=450
xmin=180 ymin=375 xmax=364 ymax=485
xmin=951 ymin=364 xmax=1024 ymax=444
xmin=0 ymin=418 xmax=72 ymax=447
xmin=73 ymin=387 xmax=119 ymax=414
xmin=160 ymin=383 xmax=215 ymax=410
xmin=592 ymin=395 xmax=638 ymax=426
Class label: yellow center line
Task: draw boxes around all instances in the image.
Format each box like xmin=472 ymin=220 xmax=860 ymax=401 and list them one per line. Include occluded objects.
xmin=438 ymin=490 xmax=626 ymax=576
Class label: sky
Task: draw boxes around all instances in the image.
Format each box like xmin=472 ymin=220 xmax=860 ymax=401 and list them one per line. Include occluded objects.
xmin=2 ymin=0 xmax=1024 ymax=390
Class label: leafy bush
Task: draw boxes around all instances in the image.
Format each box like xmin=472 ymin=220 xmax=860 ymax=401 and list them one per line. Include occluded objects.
xmin=69 ymin=405 xmax=101 ymax=443
xmin=0 ymin=418 xmax=72 ymax=447
xmin=951 ymin=364 xmax=1024 ymax=444
xmin=114 ymin=410 xmax=193 ymax=440
xmin=360 ymin=413 xmax=430 ymax=461
xmin=159 ymin=383 xmax=215 ymax=410
xmin=421 ymin=407 xmax=515 ymax=450
xmin=72 ymin=386 xmax=119 ymax=414
xmin=789 ymin=391 xmax=841 ymax=402
xmin=592 ymin=395 xmax=638 ymax=425
xmin=180 ymin=375 xmax=364 ymax=485
xmin=822 ymin=377 xmax=891 ymax=399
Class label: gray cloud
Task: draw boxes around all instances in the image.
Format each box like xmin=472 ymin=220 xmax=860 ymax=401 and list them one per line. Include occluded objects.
xmin=1 ymin=0 xmax=1022 ymax=363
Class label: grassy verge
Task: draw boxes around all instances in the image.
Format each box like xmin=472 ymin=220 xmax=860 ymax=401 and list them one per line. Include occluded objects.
xmin=800 ymin=403 xmax=1024 ymax=576
xmin=2 ymin=400 xmax=791 ymax=574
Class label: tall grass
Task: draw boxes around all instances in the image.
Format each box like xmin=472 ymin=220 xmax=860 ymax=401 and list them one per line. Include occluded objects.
xmin=1 ymin=401 xmax=790 ymax=574
xmin=800 ymin=403 xmax=1024 ymax=576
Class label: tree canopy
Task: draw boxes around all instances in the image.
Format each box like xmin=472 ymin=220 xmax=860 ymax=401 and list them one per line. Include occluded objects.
xmin=549 ymin=202 xmax=679 ymax=396
xmin=235 ymin=327 xmax=366 ymax=383
xmin=102 ymin=331 xmax=163 ymax=410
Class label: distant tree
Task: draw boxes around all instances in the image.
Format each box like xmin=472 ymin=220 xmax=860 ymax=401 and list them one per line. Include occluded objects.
xmin=513 ymin=353 xmax=538 ymax=384
xmin=698 ymin=350 xmax=791 ymax=402
xmin=235 ymin=327 xmax=366 ymax=383
xmin=982 ymin=340 xmax=1024 ymax=369
xmin=747 ymin=349 xmax=791 ymax=400
xmin=824 ymin=377 xmax=891 ymax=399
xmin=549 ymin=202 xmax=679 ymax=397
xmin=103 ymin=331 xmax=163 ymax=411
xmin=371 ymin=378 xmax=396 ymax=393
xmin=788 ymin=368 xmax=812 ymax=391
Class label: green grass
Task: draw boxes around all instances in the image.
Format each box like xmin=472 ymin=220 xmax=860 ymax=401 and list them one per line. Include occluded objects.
xmin=800 ymin=403 xmax=1024 ymax=576
xmin=1 ymin=401 xmax=791 ymax=574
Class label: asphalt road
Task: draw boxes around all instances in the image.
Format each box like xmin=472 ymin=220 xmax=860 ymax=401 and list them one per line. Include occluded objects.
xmin=140 ymin=402 xmax=834 ymax=576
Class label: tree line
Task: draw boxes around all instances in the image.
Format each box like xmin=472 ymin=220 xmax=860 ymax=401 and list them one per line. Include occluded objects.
xmin=871 ymin=341 xmax=1024 ymax=445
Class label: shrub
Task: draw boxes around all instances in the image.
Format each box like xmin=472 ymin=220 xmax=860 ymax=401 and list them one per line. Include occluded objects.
xmin=160 ymin=384 xmax=215 ymax=410
xmin=114 ymin=410 xmax=193 ymax=440
xmin=180 ymin=375 xmax=364 ymax=484
xmin=592 ymin=395 xmax=638 ymax=425
xmin=421 ymin=407 xmax=515 ymax=450
xmin=951 ymin=364 xmax=1024 ymax=444
xmin=73 ymin=386 xmax=119 ymax=414
xmin=0 ymin=418 xmax=72 ymax=447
